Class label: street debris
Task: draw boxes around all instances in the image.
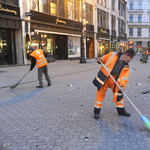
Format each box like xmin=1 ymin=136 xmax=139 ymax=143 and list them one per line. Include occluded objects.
xmin=131 ymin=68 xmax=137 ymax=71
xmin=148 ymin=75 xmax=150 ymax=79
xmin=85 ymin=137 xmax=90 ymax=141
xmin=139 ymin=90 xmax=149 ymax=94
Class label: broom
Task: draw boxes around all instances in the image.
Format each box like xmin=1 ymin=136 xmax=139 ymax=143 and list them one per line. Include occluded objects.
xmin=98 ymin=58 xmax=150 ymax=130
xmin=10 ymin=70 xmax=30 ymax=89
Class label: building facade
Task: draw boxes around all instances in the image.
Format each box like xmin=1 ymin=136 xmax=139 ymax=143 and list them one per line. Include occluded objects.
xmin=0 ymin=0 xmax=22 ymax=65
xmin=0 ymin=0 xmax=128 ymax=65
xmin=128 ymin=0 xmax=150 ymax=53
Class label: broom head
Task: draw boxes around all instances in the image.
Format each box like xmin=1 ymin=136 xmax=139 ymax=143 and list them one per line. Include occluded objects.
xmin=10 ymin=81 xmax=20 ymax=89
xmin=141 ymin=115 xmax=150 ymax=130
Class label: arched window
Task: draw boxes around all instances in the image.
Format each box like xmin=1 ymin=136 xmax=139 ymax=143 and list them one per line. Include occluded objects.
xmin=138 ymin=2 xmax=142 ymax=9
xmin=129 ymin=2 xmax=133 ymax=9
xmin=129 ymin=15 xmax=133 ymax=22
xmin=138 ymin=15 xmax=142 ymax=22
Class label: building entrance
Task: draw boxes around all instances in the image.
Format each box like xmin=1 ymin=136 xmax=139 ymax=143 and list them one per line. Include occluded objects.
xmin=55 ymin=35 xmax=68 ymax=60
xmin=0 ymin=29 xmax=16 ymax=65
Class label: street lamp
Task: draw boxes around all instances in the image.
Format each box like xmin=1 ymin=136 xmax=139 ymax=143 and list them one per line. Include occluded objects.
xmin=80 ymin=1 xmax=86 ymax=63
xmin=80 ymin=30 xmax=86 ymax=63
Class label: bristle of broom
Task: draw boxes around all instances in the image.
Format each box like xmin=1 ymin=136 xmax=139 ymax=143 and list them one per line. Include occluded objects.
xmin=10 ymin=82 xmax=19 ymax=89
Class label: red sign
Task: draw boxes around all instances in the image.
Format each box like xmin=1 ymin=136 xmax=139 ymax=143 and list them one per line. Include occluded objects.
xmin=136 ymin=46 xmax=142 ymax=48
xmin=129 ymin=46 xmax=134 ymax=48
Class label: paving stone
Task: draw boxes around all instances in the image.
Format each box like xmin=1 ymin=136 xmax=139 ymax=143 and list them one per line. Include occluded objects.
xmin=0 ymin=55 xmax=150 ymax=149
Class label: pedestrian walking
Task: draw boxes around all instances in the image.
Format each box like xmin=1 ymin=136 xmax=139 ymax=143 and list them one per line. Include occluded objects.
xmin=93 ymin=49 xmax=134 ymax=119
xmin=29 ymin=45 xmax=51 ymax=88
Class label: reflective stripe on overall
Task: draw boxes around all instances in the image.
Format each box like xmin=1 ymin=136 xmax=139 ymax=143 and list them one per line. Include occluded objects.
xmin=94 ymin=52 xmax=129 ymax=109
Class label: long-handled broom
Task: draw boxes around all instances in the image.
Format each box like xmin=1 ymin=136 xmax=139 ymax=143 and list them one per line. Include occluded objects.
xmin=98 ymin=58 xmax=150 ymax=130
xmin=10 ymin=70 xmax=30 ymax=89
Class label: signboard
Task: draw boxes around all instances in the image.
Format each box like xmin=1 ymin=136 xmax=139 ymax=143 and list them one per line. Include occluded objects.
xmin=129 ymin=46 xmax=134 ymax=48
xmin=25 ymin=12 xmax=33 ymax=17
xmin=0 ymin=3 xmax=20 ymax=17
xmin=136 ymin=46 xmax=142 ymax=48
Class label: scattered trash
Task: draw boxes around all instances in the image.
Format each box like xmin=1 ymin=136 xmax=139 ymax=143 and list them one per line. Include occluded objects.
xmin=148 ymin=75 xmax=150 ymax=79
xmin=139 ymin=90 xmax=149 ymax=94
xmin=136 ymin=83 xmax=142 ymax=86
xmin=131 ymin=68 xmax=137 ymax=71
xmin=67 ymin=84 xmax=73 ymax=87
xmin=85 ymin=137 xmax=90 ymax=141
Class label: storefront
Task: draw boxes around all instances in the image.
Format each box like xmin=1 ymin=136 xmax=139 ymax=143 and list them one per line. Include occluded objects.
xmin=0 ymin=3 xmax=21 ymax=65
xmin=117 ymin=32 xmax=127 ymax=53
xmin=97 ymin=27 xmax=110 ymax=56
xmin=86 ymin=24 xmax=94 ymax=58
xmin=27 ymin=11 xmax=82 ymax=62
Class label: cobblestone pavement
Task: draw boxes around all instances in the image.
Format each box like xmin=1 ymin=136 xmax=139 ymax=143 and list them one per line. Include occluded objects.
xmin=0 ymin=54 xmax=150 ymax=150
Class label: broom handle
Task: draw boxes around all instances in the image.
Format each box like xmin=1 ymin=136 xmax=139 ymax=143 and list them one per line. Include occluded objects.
xmin=19 ymin=71 xmax=30 ymax=82
xmin=98 ymin=58 xmax=142 ymax=116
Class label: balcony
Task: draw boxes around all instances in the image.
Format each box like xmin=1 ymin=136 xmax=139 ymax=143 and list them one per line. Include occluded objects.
xmin=128 ymin=9 xmax=144 ymax=13
xmin=128 ymin=22 xmax=150 ymax=26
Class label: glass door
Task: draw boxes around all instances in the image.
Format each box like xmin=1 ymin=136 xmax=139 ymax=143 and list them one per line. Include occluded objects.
xmin=0 ymin=29 xmax=8 ymax=65
xmin=0 ymin=29 xmax=16 ymax=65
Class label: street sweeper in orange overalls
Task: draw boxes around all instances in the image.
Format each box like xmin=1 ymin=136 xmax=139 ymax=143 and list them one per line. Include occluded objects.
xmin=93 ymin=49 xmax=134 ymax=119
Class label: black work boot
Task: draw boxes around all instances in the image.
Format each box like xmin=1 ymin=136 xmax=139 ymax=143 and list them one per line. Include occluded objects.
xmin=116 ymin=107 xmax=131 ymax=117
xmin=94 ymin=108 xmax=101 ymax=119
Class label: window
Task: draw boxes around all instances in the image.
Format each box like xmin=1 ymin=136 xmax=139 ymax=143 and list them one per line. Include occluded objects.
xmin=112 ymin=0 xmax=115 ymax=11
xmin=68 ymin=36 xmax=80 ymax=58
xmin=137 ymin=41 xmax=142 ymax=46
xmin=129 ymin=2 xmax=133 ymax=9
xmin=138 ymin=2 xmax=142 ymax=9
xmin=30 ymin=0 xmax=82 ymax=22
xmin=111 ymin=15 xmax=115 ymax=31
xmin=149 ymin=16 xmax=150 ymax=22
xmin=129 ymin=28 xmax=133 ymax=36
xmin=137 ymin=28 xmax=141 ymax=36
xmin=97 ymin=9 xmax=109 ymax=28
xmin=129 ymin=15 xmax=133 ymax=22
xmin=149 ymin=28 xmax=150 ymax=36
xmin=39 ymin=0 xmax=49 ymax=13
xmin=85 ymin=3 xmax=93 ymax=25
xmin=138 ymin=15 xmax=142 ymax=22
xmin=0 ymin=0 xmax=19 ymax=5
xmin=51 ymin=0 xmax=57 ymax=15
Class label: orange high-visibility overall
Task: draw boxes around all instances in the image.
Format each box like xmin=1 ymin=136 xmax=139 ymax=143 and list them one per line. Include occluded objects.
xmin=93 ymin=52 xmax=129 ymax=109
xmin=30 ymin=49 xmax=47 ymax=68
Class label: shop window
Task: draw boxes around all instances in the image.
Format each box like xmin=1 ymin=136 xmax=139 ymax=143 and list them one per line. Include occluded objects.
xmin=68 ymin=36 xmax=80 ymax=58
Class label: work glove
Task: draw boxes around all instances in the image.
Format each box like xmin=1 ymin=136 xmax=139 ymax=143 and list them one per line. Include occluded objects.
xmin=30 ymin=67 xmax=33 ymax=71
xmin=119 ymin=85 xmax=124 ymax=92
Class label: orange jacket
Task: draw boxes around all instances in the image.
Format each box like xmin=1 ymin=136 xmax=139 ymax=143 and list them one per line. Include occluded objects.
xmin=93 ymin=52 xmax=130 ymax=102
xmin=30 ymin=49 xmax=47 ymax=68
